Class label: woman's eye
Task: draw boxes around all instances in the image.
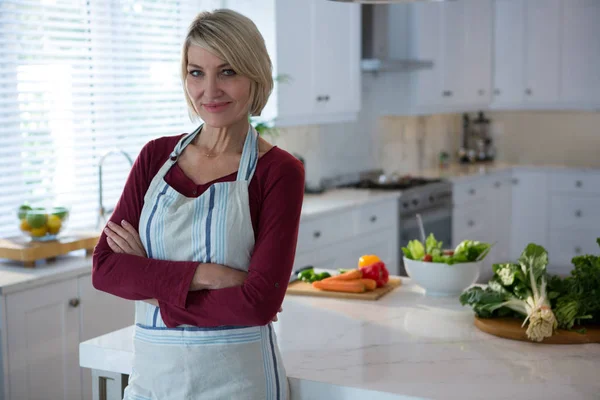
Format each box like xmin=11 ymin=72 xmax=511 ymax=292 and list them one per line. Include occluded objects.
xmin=222 ymin=69 xmax=236 ymax=76
xmin=189 ymin=70 xmax=202 ymax=77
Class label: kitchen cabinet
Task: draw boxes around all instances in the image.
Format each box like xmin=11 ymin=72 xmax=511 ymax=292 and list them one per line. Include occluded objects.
xmin=492 ymin=0 xmax=560 ymax=108
xmin=560 ymin=0 xmax=600 ymax=106
xmin=225 ymin=0 xmax=361 ymax=127
xmin=2 ymin=272 xmax=134 ymax=400
xmin=410 ymin=0 xmax=492 ymax=113
xmin=293 ymin=198 xmax=399 ymax=276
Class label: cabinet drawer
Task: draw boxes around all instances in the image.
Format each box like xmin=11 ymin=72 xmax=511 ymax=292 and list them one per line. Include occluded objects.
xmin=548 ymin=229 xmax=598 ymax=269
xmin=296 ymin=210 xmax=355 ymax=253
xmin=550 ymin=172 xmax=600 ymax=194
xmin=452 ymin=203 xmax=491 ymax=245
xmin=549 ymin=194 xmax=600 ymax=230
xmin=355 ymin=200 xmax=397 ymax=233
xmin=453 ymin=181 xmax=488 ymax=206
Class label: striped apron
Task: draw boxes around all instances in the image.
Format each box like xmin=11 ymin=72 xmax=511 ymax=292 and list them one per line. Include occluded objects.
xmin=123 ymin=125 xmax=288 ymax=400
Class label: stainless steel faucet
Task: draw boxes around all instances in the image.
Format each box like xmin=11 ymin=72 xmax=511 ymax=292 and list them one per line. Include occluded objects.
xmin=97 ymin=149 xmax=134 ymax=230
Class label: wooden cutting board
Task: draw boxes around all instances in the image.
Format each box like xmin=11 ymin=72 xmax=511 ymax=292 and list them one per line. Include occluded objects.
xmin=286 ymin=277 xmax=402 ymax=300
xmin=474 ymin=316 xmax=600 ymax=344
xmin=0 ymin=232 xmax=100 ymax=267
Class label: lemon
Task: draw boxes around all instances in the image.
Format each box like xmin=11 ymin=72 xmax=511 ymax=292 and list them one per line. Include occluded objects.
xmin=20 ymin=219 xmax=32 ymax=232
xmin=47 ymin=215 xmax=62 ymax=234
xmin=26 ymin=211 xmax=48 ymax=229
xmin=30 ymin=226 xmax=48 ymax=237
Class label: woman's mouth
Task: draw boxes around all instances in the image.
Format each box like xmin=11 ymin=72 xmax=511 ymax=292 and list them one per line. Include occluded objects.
xmin=203 ymin=102 xmax=231 ymax=113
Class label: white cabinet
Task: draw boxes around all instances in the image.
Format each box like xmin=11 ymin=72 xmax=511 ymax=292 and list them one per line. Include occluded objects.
xmin=560 ymin=0 xmax=600 ymax=106
xmin=2 ymin=272 xmax=134 ymax=400
xmin=493 ymin=0 xmax=560 ymax=107
xmin=410 ymin=0 xmax=492 ymax=112
xmin=6 ymin=279 xmax=82 ymax=400
xmin=510 ymin=170 xmax=550 ymax=261
xmin=227 ymin=0 xmax=361 ymax=126
xmin=293 ymin=198 xmax=400 ymax=276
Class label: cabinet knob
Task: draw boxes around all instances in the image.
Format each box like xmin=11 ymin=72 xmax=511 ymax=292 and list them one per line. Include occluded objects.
xmin=478 ymin=89 xmax=485 ymax=96
xmin=324 ymin=95 xmax=330 ymax=101
xmin=494 ymin=89 xmax=500 ymax=96
xmin=369 ymin=215 xmax=377 ymax=223
xmin=468 ymin=188 xmax=476 ymax=195
xmin=525 ymin=88 xmax=532 ymax=96
xmin=575 ymin=180 xmax=583 ymax=188
xmin=442 ymin=90 xmax=453 ymax=97
xmin=575 ymin=246 xmax=582 ymax=254
xmin=575 ymin=209 xmax=582 ymax=218
xmin=316 ymin=96 xmax=324 ymax=102
xmin=494 ymin=181 xmax=501 ymax=188
xmin=512 ymin=178 xmax=519 ymax=185
xmin=467 ymin=220 xmax=475 ymax=227
xmin=69 ymin=298 xmax=80 ymax=308
xmin=313 ymin=231 xmax=321 ymax=239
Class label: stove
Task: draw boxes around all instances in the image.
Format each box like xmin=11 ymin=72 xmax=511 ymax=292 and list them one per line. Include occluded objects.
xmin=326 ymin=171 xmax=453 ymax=276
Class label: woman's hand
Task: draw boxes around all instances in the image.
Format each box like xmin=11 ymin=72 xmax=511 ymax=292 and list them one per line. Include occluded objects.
xmin=272 ymin=306 xmax=283 ymax=322
xmin=190 ymin=263 xmax=248 ymax=291
xmin=104 ymin=220 xmax=147 ymax=257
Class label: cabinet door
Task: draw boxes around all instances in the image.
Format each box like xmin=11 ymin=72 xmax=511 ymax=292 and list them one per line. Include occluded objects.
xmin=311 ymin=0 xmax=361 ymax=116
xmin=274 ymin=0 xmax=314 ymax=121
xmin=78 ymin=274 xmax=134 ymax=400
xmin=410 ymin=3 xmax=444 ymax=107
xmin=6 ymin=279 xmax=82 ymax=400
xmin=488 ymin=174 xmax=513 ymax=265
xmin=510 ymin=171 xmax=549 ymax=260
xmin=440 ymin=1 xmax=466 ymax=106
xmin=335 ymin=227 xmax=399 ymax=276
xmin=524 ymin=0 xmax=560 ymax=103
xmin=560 ymin=0 xmax=600 ymax=105
xmin=493 ymin=0 xmax=525 ymax=105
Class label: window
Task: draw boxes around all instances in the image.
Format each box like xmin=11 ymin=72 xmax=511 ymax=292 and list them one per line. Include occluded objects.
xmin=0 ymin=0 xmax=202 ymax=238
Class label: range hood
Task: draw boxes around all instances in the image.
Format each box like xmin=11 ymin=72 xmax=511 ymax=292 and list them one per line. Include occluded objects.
xmin=359 ymin=3 xmax=434 ymax=73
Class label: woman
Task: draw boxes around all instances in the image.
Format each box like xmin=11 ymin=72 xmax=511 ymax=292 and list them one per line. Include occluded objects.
xmin=92 ymin=9 xmax=304 ymax=400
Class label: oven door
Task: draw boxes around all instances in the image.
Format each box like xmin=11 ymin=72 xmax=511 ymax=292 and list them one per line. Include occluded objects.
xmin=398 ymin=206 xmax=452 ymax=276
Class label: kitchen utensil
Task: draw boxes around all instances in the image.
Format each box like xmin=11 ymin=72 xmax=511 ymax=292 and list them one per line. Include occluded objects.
xmin=286 ymin=277 xmax=402 ymax=300
xmin=403 ymin=256 xmax=481 ymax=296
xmin=416 ymin=213 xmax=426 ymax=245
xmin=0 ymin=231 xmax=100 ymax=267
xmin=474 ymin=317 xmax=600 ymax=344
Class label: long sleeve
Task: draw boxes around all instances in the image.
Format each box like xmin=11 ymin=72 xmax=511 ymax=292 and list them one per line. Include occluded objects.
xmin=159 ymin=156 xmax=305 ymax=327
xmin=91 ymin=138 xmax=198 ymax=308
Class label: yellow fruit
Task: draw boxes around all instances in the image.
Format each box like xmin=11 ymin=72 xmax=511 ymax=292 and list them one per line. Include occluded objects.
xmin=20 ymin=219 xmax=32 ymax=232
xmin=47 ymin=215 xmax=62 ymax=234
xmin=30 ymin=226 xmax=48 ymax=237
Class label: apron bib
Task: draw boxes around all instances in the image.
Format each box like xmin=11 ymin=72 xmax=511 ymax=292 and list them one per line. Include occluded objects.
xmin=123 ymin=125 xmax=288 ymax=400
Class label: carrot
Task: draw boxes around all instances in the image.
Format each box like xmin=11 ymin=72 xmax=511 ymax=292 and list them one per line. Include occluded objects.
xmin=325 ymin=269 xmax=363 ymax=281
xmin=312 ymin=279 xmax=366 ymax=293
xmin=358 ymin=278 xmax=377 ymax=291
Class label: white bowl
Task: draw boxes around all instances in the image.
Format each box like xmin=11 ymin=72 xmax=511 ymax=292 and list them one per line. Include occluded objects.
xmin=403 ymin=257 xmax=482 ymax=296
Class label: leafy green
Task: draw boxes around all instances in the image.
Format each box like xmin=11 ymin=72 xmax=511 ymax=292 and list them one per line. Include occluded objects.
xmin=402 ymin=240 xmax=424 ymax=261
xmin=402 ymin=233 xmax=491 ymax=264
xmin=453 ymin=240 xmax=492 ymax=263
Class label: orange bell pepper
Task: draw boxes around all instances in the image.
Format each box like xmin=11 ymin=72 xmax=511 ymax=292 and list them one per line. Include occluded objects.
xmin=358 ymin=254 xmax=381 ymax=268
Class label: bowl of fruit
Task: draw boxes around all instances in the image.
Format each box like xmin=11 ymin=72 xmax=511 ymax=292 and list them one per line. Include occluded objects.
xmin=17 ymin=204 xmax=70 ymax=241
xmin=402 ymin=234 xmax=491 ymax=296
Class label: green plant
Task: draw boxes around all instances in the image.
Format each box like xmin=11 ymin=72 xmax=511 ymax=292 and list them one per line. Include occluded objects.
xmin=249 ymin=74 xmax=291 ymax=139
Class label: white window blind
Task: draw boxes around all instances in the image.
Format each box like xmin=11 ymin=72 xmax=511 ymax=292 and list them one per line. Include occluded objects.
xmin=0 ymin=0 xmax=203 ymax=238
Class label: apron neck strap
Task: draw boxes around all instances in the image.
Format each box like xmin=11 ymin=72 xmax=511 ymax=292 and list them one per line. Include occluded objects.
xmin=236 ymin=125 xmax=259 ymax=182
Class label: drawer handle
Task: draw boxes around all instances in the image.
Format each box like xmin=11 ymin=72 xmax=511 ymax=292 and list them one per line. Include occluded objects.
xmin=313 ymin=231 xmax=321 ymax=239
xmin=494 ymin=181 xmax=501 ymax=188
xmin=575 ymin=180 xmax=583 ymax=188
xmin=442 ymin=90 xmax=453 ymax=97
xmin=69 ymin=298 xmax=80 ymax=308
xmin=575 ymin=210 xmax=582 ymax=218
xmin=468 ymin=188 xmax=476 ymax=195
xmin=370 ymin=215 xmax=377 ymax=223
xmin=467 ymin=220 xmax=475 ymax=227
xmin=512 ymin=178 xmax=519 ymax=185
xmin=575 ymin=246 xmax=582 ymax=254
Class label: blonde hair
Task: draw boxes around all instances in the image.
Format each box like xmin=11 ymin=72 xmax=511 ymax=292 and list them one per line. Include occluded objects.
xmin=181 ymin=9 xmax=273 ymax=118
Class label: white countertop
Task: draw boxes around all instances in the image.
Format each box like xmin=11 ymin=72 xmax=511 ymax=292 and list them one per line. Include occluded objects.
xmin=300 ymin=188 xmax=400 ymax=221
xmin=79 ymin=279 xmax=600 ymax=400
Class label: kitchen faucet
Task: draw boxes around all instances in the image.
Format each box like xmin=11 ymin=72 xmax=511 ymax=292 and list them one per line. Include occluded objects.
xmin=97 ymin=149 xmax=134 ymax=230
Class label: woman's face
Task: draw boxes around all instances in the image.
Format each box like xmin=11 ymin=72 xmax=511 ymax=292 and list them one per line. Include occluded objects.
xmin=185 ymin=45 xmax=252 ymax=128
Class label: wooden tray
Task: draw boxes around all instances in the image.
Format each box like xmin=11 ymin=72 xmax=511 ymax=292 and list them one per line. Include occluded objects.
xmin=0 ymin=232 xmax=100 ymax=267
xmin=474 ymin=316 xmax=600 ymax=344
xmin=286 ymin=277 xmax=402 ymax=300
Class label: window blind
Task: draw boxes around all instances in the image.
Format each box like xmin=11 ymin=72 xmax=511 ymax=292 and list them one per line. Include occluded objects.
xmin=0 ymin=0 xmax=203 ymax=239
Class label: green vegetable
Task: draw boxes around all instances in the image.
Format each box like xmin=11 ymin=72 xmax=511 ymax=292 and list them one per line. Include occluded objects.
xmin=402 ymin=233 xmax=491 ymax=264
xmin=453 ymin=240 xmax=491 ymax=263
xmin=460 ymin=243 xmax=557 ymax=342
xmin=547 ymin=238 xmax=600 ymax=330
xmin=402 ymin=239 xmax=424 ymax=261
xmin=297 ymin=268 xmax=331 ymax=283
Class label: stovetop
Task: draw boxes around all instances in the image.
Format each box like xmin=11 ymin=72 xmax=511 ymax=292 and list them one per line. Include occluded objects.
xmin=345 ymin=177 xmax=443 ymax=191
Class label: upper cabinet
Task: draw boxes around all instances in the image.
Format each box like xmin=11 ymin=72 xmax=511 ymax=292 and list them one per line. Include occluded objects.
xmin=409 ymin=0 xmax=493 ymax=113
xmin=225 ymin=0 xmax=361 ymax=127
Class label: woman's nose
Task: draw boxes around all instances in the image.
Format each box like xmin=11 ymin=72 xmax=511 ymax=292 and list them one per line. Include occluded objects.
xmin=203 ymin=75 xmax=223 ymax=98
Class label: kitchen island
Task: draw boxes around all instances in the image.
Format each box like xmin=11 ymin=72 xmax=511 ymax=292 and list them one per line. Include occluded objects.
xmin=80 ymin=279 xmax=600 ymax=400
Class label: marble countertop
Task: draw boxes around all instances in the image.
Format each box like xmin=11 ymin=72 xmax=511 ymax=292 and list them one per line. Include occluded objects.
xmin=79 ymin=279 xmax=600 ymax=400
xmin=420 ymin=162 xmax=600 ymax=183
xmin=300 ymin=189 xmax=400 ymax=221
